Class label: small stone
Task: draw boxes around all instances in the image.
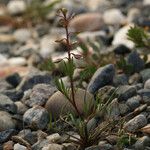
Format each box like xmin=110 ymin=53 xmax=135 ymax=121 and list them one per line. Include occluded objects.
xmin=116 ymin=85 xmax=137 ymax=101
xmin=128 ymin=73 xmax=141 ymax=85
xmin=119 ymin=103 xmax=130 ymax=115
xmin=106 ymin=135 xmax=118 ymax=145
xmin=144 ymin=79 xmax=150 ymax=89
xmin=113 ymin=74 xmax=128 ymax=87
xmin=134 ymin=136 xmax=150 ymax=150
xmin=15 ymin=101 xmax=28 ymax=115
xmin=32 ymin=139 xmax=49 ymax=150
xmin=127 ymin=51 xmax=145 ymax=73
xmin=3 ymin=141 xmax=14 ymax=150
xmin=140 ymin=68 xmax=150 ymax=83
xmin=124 ymin=114 xmax=147 ymax=133
xmin=126 ymin=96 xmax=141 ymax=110
xmin=127 ymin=8 xmax=140 ymax=23
xmin=46 ymin=133 xmax=61 ymax=143
xmin=7 ymin=0 xmax=26 ymax=15
xmin=45 ymin=88 xmax=93 ymax=119
xmin=69 ymin=13 xmax=104 ymax=32
xmin=8 ymin=57 xmax=27 ymax=66
xmin=23 ymin=106 xmax=49 ymax=130
xmin=98 ymin=141 xmax=113 ymax=150
xmin=14 ymin=143 xmax=27 ymax=150
xmin=0 ymin=94 xmax=17 ymax=113
xmin=42 ymin=144 xmax=64 ymax=150
xmin=113 ymin=44 xmax=131 ymax=55
xmin=137 ymin=89 xmax=150 ymax=104
xmin=0 ymin=111 xmax=16 ymax=131
xmin=85 ymin=145 xmax=100 ymax=150
xmin=103 ymin=8 xmax=126 ymax=25
xmin=0 ymin=129 xmax=16 ymax=143
xmin=0 ymin=43 xmax=11 ymax=54
xmin=13 ymin=29 xmax=31 ymax=43
xmin=143 ymin=0 xmax=150 ymax=5
xmin=112 ymin=24 xmax=134 ymax=49
xmin=87 ymin=64 xmax=115 ymax=94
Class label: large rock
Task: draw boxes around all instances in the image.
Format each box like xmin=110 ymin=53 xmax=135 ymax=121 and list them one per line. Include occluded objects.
xmin=87 ymin=64 xmax=115 ymax=94
xmin=23 ymin=106 xmax=49 ymax=130
xmin=0 ymin=111 xmax=16 ymax=131
xmin=7 ymin=0 xmax=26 ymax=15
xmin=124 ymin=114 xmax=147 ymax=133
xmin=69 ymin=13 xmax=104 ymax=32
xmin=45 ymin=88 xmax=93 ymax=119
xmin=0 ymin=94 xmax=17 ymax=113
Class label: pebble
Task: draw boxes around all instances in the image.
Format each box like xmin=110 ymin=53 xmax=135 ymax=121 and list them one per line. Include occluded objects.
xmin=98 ymin=141 xmax=113 ymax=150
xmin=137 ymin=89 xmax=150 ymax=104
xmin=8 ymin=57 xmax=27 ymax=66
xmin=46 ymin=133 xmax=61 ymax=143
xmin=124 ymin=114 xmax=147 ymax=133
xmin=45 ymin=88 xmax=93 ymax=119
xmin=103 ymin=8 xmax=126 ymax=25
xmin=140 ymin=68 xmax=150 ymax=83
xmin=112 ymin=24 xmax=134 ymax=49
xmin=127 ymin=8 xmax=140 ymax=23
xmin=3 ymin=141 xmax=14 ymax=150
xmin=113 ymin=44 xmax=131 ymax=55
xmin=134 ymin=136 xmax=150 ymax=150
xmin=13 ymin=29 xmax=31 ymax=43
xmin=0 ymin=94 xmax=17 ymax=113
xmin=69 ymin=13 xmax=104 ymax=32
xmin=32 ymin=139 xmax=49 ymax=150
xmin=116 ymin=85 xmax=137 ymax=101
xmin=143 ymin=0 xmax=150 ymax=6
xmin=0 ymin=111 xmax=16 ymax=131
xmin=42 ymin=144 xmax=64 ymax=150
xmin=23 ymin=106 xmax=49 ymax=130
xmin=7 ymin=0 xmax=26 ymax=15
xmin=15 ymin=101 xmax=28 ymax=115
xmin=127 ymin=51 xmax=145 ymax=73
xmin=113 ymin=74 xmax=128 ymax=86
xmin=119 ymin=103 xmax=130 ymax=115
xmin=14 ymin=143 xmax=27 ymax=150
xmin=126 ymin=95 xmax=141 ymax=110
xmin=87 ymin=64 xmax=115 ymax=94
xmin=23 ymin=83 xmax=56 ymax=107
xmin=144 ymin=79 xmax=150 ymax=89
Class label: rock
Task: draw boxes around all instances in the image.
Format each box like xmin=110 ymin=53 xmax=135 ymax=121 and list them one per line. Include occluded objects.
xmin=116 ymin=85 xmax=137 ymax=101
xmin=106 ymin=135 xmax=118 ymax=145
xmin=87 ymin=117 xmax=100 ymax=132
xmin=103 ymin=8 xmax=126 ymax=25
xmin=119 ymin=103 xmax=130 ymax=115
xmin=36 ymin=24 xmax=50 ymax=37
xmin=127 ymin=51 xmax=145 ymax=73
xmin=62 ymin=143 xmax=76 ymax=150
xmin=0 ymin=94 xmax=17 ymax=113
xmin=45 ymin=88 xmax=93 ymax=119
xmin=144 ymin=79 xmax=150 ymax=89
xmin=3 ymin=141 xmax=14 ymax=150
xmin=15 ymin=101 xmax=28 ymax=115
xmin=46 ymin=133 xmax=61 ymax=143
xmin=134 ymin=136 xmax=150 ymax=150
xmin=113 ymin=74 xmax=128 ymax=86
xmin=0 ymin=129 xmax=16 ymax=143
xmin=14 ymin=143 xmax=27 ymax=150
xmin=32 ymin=139 xmax=49 ymax=150
xmin=128 ymin=73 xmax=141 ymax=85
xmin=0 ymin=34 xmax=15 ymax=43
xmin=137 ymin=89 xmax=150 ymax=104
xmin=0 ymin=79 xmax=12 ymax=92
xmin=124 ymin=114 xmax=147 ymax=133
xmin=87 ymin=64 xmax=115 ymax=94
xmin=8 ymin=57 xmax=27 ymax=66
xmin=126 ymin=95 xmax=141 ymax=110
xmin=0 ymin=43 xmax=11 ymax=54
xmin=13 ymin=29 xmax=31 ymax=43
xmin=6 ymin=73 xmax=21 ymax=87
xmin=0 ymin=111 xmax=16 ymax=131
xmin=42 ymin=144 xmax=64 ymax=150
xmin=85 ymin=145 xmax=100 ymax=150
xmin=23 ymin=106 xmax=49 ymax=129
xmin=113 ymin=44 xmax=131 ymax=55
xmin=23 ymin=84 xmax=56 ymax=107
xmin=143 ymin=0 xmax=150 ymax=5
xmin=140 ymin=68 xmax=150 ymax=83
xmin=140 ymin=124 xmax=150 ymax=134
xmin=69 ymin=13 xmax=104 ymax=32
xmin=7 ymin=0 xmax=26 ymax=15
xmin=2 ymin=89 xmax=23 ymax=102
xmin=98 ymin=141 xmax=113 ymax=150
xmin=112 ymin=24 xmax=134 ymax=49
xmin=17 ymin=70 xmax=52 ymax=91
xmin=127 ymin=8 xmax=140 ymax=23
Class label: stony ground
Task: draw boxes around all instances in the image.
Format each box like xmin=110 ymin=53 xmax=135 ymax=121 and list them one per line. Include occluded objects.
xmin=0 ymin=0 xmax=150 ymax=150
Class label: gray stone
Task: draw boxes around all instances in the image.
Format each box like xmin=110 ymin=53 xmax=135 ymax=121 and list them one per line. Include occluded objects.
xmin=0 ymin=79 xmax=12 ymax=92
xmin=0 ymin=129 xmax=16 ymax=143
xmin=32 ymin=139 xmax=49 ymax=150
xmin=0 ymin=43 xmax=10 ymax=54
xmin=116 ymin=85 xmax=137 ymax=101
xmin=17 ymin=70 xmax=52 ymax=91
xmin=0 ymin=111 xmax=16 ymax=131
xmin=134 ymin=136 xmax=150 ymax=150
xmin=15 ymin=101 xmax=28 ymax=115
xmin=126 ymin=96 xmax=141 ymax=110
xmin=128 ymin=73 xmax=142 ymax=85
xmin=23 ymin=106 xmax=49 ymax=130
xmin=87 ymin=64 xmax=115 ymax=94
xmin=137 ymin=89 xmax=150 ymax=104
xmin=85 ymin=145 xmax=100 ymax=150
xmin=87 ymin=117 xmax=100 ymax=132
xmin=42 ymin=144 xmax=64 ymax=150
xmin=140 ymin=69 xmax=150 ymax=83
xmin=0 ymin=94 xmax=17 ymax=113
xmin=144 ymin=79 xmax=150 ymax=89
xmin=119 ymin=103 xmax=130 ymax=115
xmin=24 ymin=84 xmax=56 ymax=107
xmin=124 ymin=114 xmax=147 ymax=133
xmin=46 ymin=133 xmax=61 ymax=143
xmin=113 ymin=44 xmax=131 ymax=55
xmin=98 ymin=141 xmax=113 ymax=150
xmin=127 ymin=51 xmax=145 ymax=73
xmin=14 ymin=143 xmax=27 ymax=150
xmin=113 ymin=74 xmax=128 ymax=86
